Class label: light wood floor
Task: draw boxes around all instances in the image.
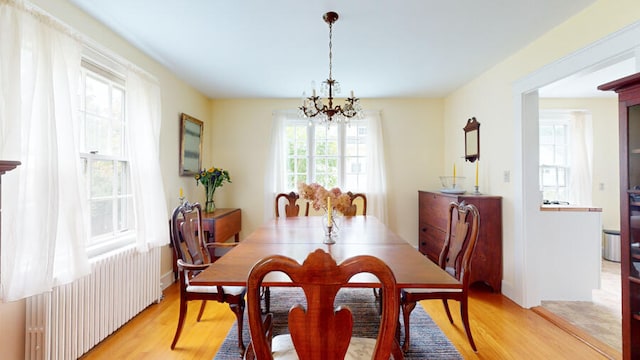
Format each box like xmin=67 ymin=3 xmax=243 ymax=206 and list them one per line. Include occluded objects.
xmin=80 ymin=283 xmax=614 ymax=360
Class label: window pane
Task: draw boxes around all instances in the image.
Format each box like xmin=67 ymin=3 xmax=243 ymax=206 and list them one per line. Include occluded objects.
xmin=91 ymin=199 xmax=113 ymax=237
xmin=541 ymin=167 xmax=557 ymax=186
xmin=117 ymin=196 xmax=134 ymax=232
xmin=539 ymin=144 xmax=554 ymax=165
xmin=91 ymin=160 xmax=114 ymax=197
xmin=539 ymin=125 xmax=554 ymax=144
xmin=85 ymin=75 xmax=109 ymax=116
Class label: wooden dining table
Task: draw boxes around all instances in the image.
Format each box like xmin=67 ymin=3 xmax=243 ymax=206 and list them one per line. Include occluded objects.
xmin=191 ymin=215 xmax=460 ymax=290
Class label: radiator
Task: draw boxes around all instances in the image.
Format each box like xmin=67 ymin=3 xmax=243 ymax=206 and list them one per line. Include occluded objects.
xmin=25 ymin=246 xmax=162 ymax=360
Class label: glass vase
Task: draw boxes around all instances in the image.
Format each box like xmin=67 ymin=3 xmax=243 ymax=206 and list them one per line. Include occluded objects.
xmin=205 ymin=186 xmax=216 ymax=213
xmin=205 ymin=199 xmax=215 ymax=213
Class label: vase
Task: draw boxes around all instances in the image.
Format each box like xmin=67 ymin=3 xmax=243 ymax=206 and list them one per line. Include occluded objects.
xmin=205 ymin=186 xmax=216 ymax=213
xmin=205 ymin=199 xmax=215 ymax=213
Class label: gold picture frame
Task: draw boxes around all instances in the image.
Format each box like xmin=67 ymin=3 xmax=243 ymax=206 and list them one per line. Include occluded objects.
xmin=179 ymin=113 xmax=203 ymax=176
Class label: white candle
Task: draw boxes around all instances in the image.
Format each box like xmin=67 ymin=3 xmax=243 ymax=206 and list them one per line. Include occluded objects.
xmin=453 ymin=163 xmax=456 ymax=187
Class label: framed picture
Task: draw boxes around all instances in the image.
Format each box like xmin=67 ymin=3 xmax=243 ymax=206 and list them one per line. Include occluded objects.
xmin=464 ymin=117 xmax=480 ymax=162
xmin=179 ymin=113 xmax=203 ymax=176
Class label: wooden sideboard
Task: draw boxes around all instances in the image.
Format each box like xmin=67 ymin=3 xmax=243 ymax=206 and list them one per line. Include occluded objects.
xmin=201 ymin=208 xmax=241 ymax=243
xmin=418 ymin=190 xmax=502 ymax=292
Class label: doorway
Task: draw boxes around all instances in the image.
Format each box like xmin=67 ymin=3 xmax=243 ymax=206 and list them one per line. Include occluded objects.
xmin=533 ymin=59 xmax=634 ymax=353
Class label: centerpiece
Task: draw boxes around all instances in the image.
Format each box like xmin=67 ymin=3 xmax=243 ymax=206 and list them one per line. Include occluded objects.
xmin=298 ymin=182 xmax=352 ymax=243
xmin=195 ymin=166 xmax=231 ymax=213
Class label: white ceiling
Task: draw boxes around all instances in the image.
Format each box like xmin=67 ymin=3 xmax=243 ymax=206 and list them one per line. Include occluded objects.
xmin=67 ymin=0 xmax=603 ymax=99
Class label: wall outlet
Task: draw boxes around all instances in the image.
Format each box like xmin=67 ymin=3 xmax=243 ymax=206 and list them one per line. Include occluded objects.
xmin=504 ymin=170 xmax=511 ymax=183
xmin=599 ymin=182 xmax=605 ymax=191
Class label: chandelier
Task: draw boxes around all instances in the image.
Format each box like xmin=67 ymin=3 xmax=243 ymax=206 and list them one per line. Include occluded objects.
xmin=300 ymin=11 xmax=363 ymax=124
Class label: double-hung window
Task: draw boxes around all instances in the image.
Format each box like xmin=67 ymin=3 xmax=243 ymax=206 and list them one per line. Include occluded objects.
xmin=539 ymin=109 xmax=593 ymax=205
xmin=283 ymin=119 xmax=368 ymax=191
xmin=539 ymin=114 xmax=570 ymax=202
xmin=79 ymin=56 xmax=134 ymax=255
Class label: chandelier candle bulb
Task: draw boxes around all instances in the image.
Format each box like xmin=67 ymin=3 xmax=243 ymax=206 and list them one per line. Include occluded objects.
xmin=179 ymin=187 xmax=183 ymax=198
xmin=327 ymin=197 xmax=332 ymax=227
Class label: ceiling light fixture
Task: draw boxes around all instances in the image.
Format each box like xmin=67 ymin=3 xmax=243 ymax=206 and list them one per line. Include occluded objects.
xmin=300 ymin=11 xmax=363 ymax=124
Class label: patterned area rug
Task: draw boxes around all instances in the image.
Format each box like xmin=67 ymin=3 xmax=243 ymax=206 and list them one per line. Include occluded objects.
xmin=214 ymin=288 xmax=462 ymax=359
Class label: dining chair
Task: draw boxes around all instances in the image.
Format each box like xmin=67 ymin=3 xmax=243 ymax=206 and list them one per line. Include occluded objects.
xmin=245 ymin=248 xmax=403 ymax=360
xmin=343 ymin=192 xmax=367 ymax=216
xmin=169 ymin=201 xmax=246 ymax=355
xmin=275 ymin=191 xmax=309 ymax=217
xmin=401 ymin=201 xmax=480 ymax=352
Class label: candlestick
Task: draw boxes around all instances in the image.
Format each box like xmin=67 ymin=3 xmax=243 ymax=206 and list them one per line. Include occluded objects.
xmin=475 ymin=162 xmax=479 ymax=187
xmin=327 ymin=197 xmax=332 ymax=227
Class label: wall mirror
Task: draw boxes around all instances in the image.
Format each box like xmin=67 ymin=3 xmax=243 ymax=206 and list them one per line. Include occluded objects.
xmin=179 ymin=113 xmax=203 ymax=176
xmin=464 ymin=117 xmax=480 ymax=162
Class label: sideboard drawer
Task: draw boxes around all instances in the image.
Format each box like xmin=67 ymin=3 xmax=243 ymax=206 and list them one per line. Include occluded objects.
xmin=418 ymin=223 xmax=445 ymax=263
xmin=418 ymin=192 xmax=451 ymax=231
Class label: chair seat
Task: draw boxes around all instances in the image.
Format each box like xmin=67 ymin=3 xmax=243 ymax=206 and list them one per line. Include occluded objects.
xmin=402 ymin=287 xmax=462 ymax=294
xmin=186 ymin=285 xmax=245 ymax=295
xmin=271 ymin=334 xmax=378 ymax=360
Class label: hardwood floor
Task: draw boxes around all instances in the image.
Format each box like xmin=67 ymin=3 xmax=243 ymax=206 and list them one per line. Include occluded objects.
xmin=80 ymin=283 xmax=612 ymax=359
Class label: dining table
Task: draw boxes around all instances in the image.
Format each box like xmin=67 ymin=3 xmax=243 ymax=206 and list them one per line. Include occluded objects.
xmin=191 ymin=215 xmax=460 ymax=290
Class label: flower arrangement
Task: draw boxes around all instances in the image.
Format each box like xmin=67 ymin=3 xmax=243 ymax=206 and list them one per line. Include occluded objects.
xmin=195 ymin=167 xmax=231 ymax=212
xmin=298 ymin=182 xmax=352 ymax=214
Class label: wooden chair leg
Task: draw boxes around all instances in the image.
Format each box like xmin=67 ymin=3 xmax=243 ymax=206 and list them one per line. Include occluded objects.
xmin=460 ymin=298 xmax=477 ymax=351
xmin=230 ymin=300 xmax=246 ymax=355
xmin=401 ymin=300 xmax=417 ymax=352
xmin=196 ymin=300 xmax=207 ymax=321
xmin=262 ymin=286 xmax=271 ymax=314
xmin=442 ymin=299 xmax=454 ymax=323
xmin=171 ymin=297 xmax=188 ymax=349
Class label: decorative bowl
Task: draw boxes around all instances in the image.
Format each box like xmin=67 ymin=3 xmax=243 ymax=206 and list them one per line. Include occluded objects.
xmin=439 ymin=176 xmax=466 ymax=194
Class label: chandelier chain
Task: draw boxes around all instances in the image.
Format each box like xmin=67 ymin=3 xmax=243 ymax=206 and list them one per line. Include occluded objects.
xmin=328 ymin=21 xmax=333 ymax=81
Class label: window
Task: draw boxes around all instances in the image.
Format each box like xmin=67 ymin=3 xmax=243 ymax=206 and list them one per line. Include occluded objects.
xmin=539 ymin=115 xmax=570 ymax=202
xmin=539 ymin=109 xmax=593 ymax=205
xmin=283 ymin=119 xmax=368 ymax=191
xmin=79 ymin=58 xmax=134 ymax=253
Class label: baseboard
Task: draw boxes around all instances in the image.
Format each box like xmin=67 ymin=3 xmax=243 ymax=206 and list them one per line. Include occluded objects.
xmin=532 ymin=306 xmax=621 ymax=360
xmin=160 ymin=270 xmax=175 ymax=291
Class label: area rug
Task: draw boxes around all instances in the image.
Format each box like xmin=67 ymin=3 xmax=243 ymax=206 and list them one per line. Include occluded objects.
xmin=214 ymin=288 xmax=462 ymax=359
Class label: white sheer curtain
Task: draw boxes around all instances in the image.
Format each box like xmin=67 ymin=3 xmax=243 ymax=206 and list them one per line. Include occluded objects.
xmin=0 ymin=0 xmax=90 ymax=301
xmin=264 ymin=110 xmax=388 ymax=223
xmin=126 ymin=69 xmax=169 ymax=251
xmin=364 ymin=110 xmax=388 ymax=224
xmin=569 ymin=111 xmax=593 ymax=205
xmin=263 ymin=110 xmax=290 ymax=221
